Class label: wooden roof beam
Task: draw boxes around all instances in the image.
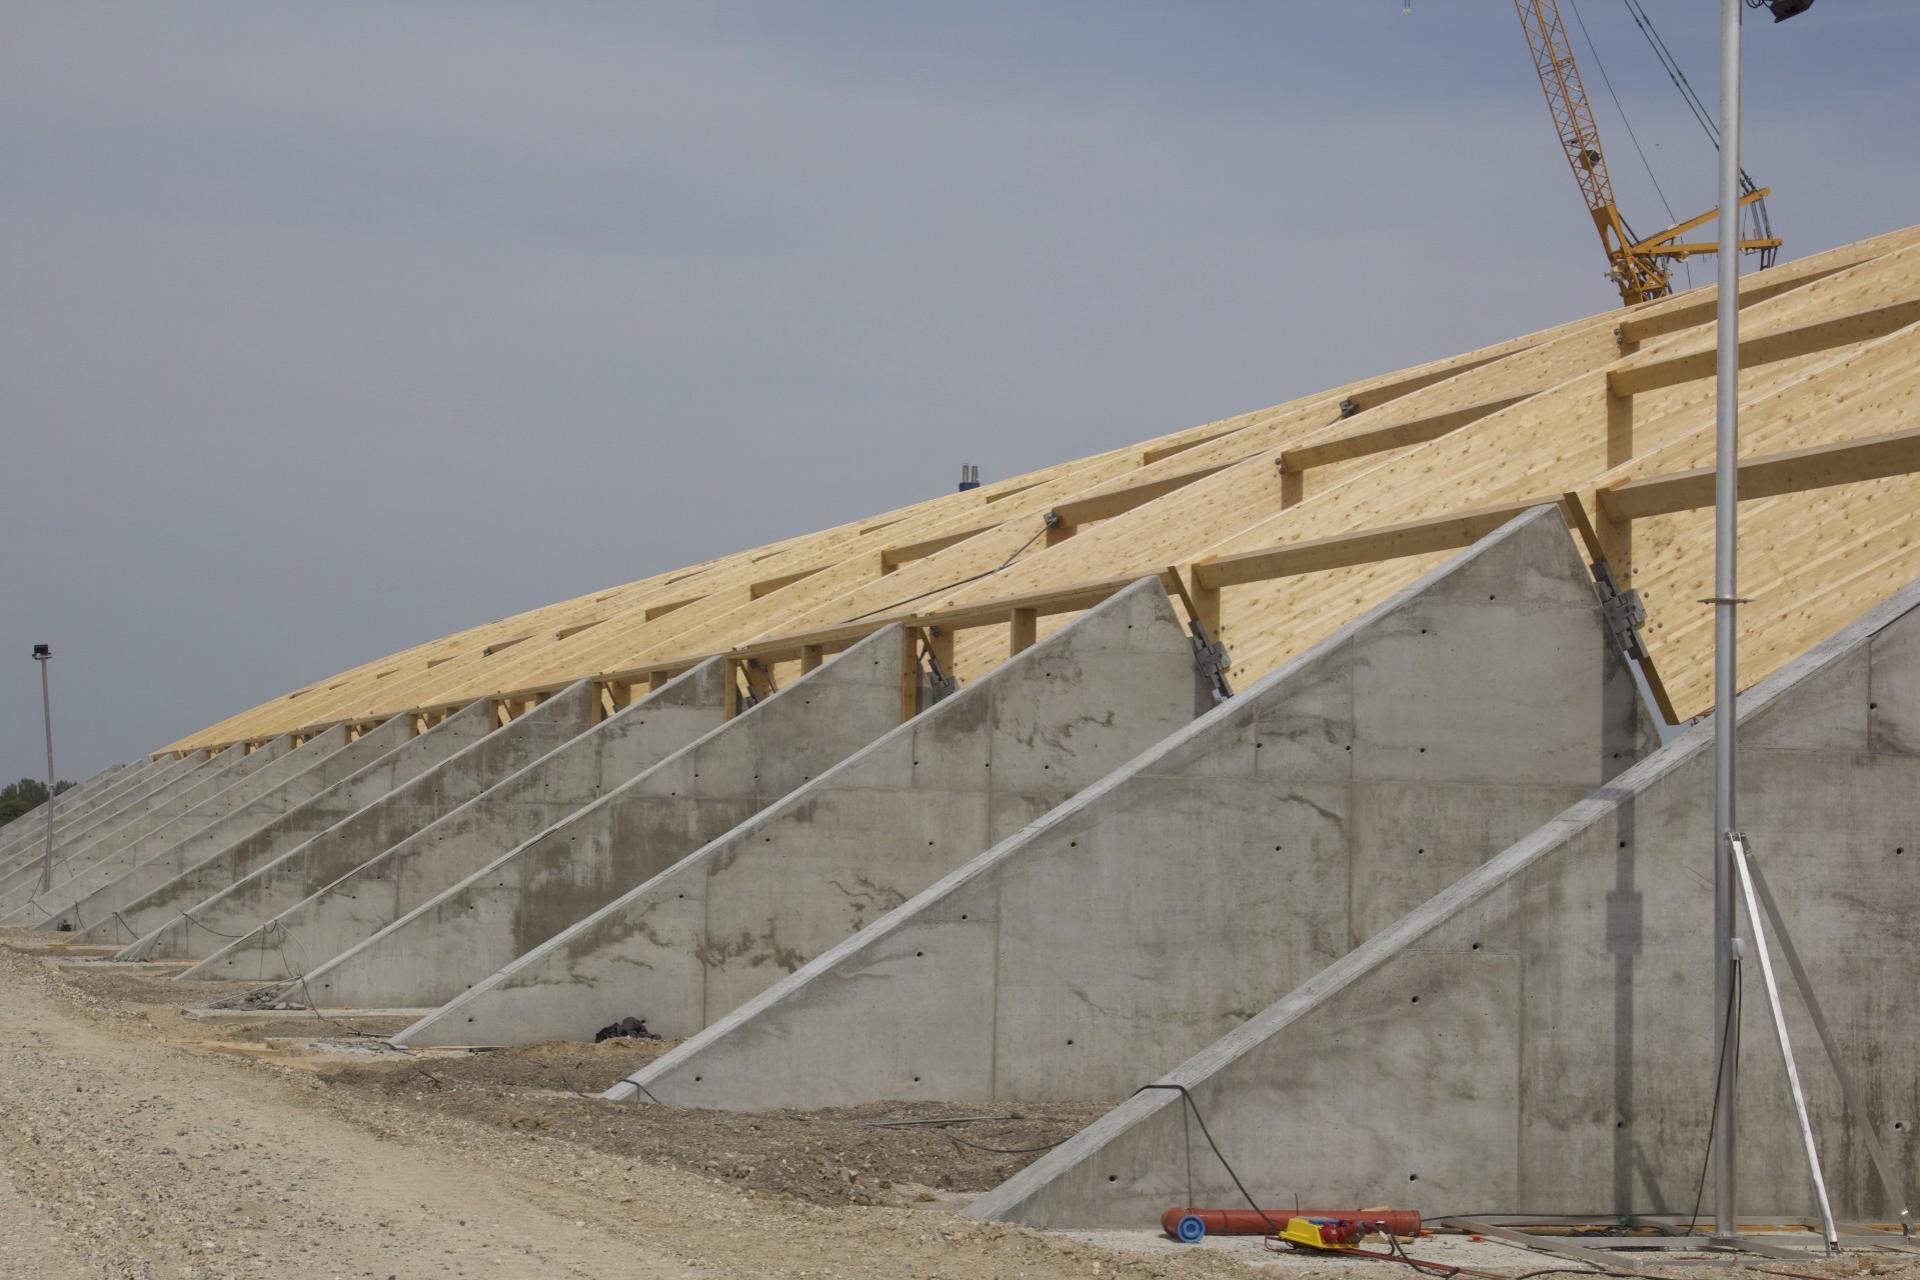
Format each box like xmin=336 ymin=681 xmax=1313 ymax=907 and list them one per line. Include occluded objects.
xmin=880 ymin=523 xmax=1002 ymax=571
xmin=1610 ymin=301 xmax=1920 ymax=397
xmin=1048 ymin=460 xmax=1240 ymax=530
xmin=1192 ymin=501 xmax=1556 ymax=590
xmin=1599 ymin=423 xmax=1920 ymax=522
xmin=748 ymin=564 xmax=831 ymax=600
xmin=1278 ymin=394 xmax=1539 ymax=475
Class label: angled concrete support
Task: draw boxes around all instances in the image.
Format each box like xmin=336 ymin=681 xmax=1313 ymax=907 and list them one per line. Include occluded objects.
xmin=165 ymin=662 xmax=730 ymax=975
xmin=0 ymin=750 xmax=218 ymax=882
xmin=37 ymin=708 xmax=472 ymax=937
xmin=610 ymin=507 xmax=1645 ymax=1111
xmin=967 ymin=569 xmax=1920 ymax=1228
xmin=0 ymin=746 xmax=260 ymax=922
xmin=398 ymin=577 xmax=1208 ymax=1048
xmin=0 ymin=760 xmax=137 ymax=860
xmin=101 ymin=686 xmax=603 ymax=955
xmin=0 ymin=758 xmax=169 ymax=864
xmin=279 ymin=630 xmax=912 ymax=1011
xmin=0 ymin=729 xmax=312 ymax=921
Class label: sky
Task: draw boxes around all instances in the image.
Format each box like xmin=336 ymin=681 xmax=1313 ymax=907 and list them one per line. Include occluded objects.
xmin=3 ymin=1 xmax=1916 ymax=780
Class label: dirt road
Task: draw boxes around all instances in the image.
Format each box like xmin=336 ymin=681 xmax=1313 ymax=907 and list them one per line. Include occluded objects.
xmin=0 ymin=940 xmax=1258 ymax=1279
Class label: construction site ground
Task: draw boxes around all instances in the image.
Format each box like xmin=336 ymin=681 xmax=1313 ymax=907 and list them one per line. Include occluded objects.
xmin=0 ymin=928 xmax=1910 ymax=1280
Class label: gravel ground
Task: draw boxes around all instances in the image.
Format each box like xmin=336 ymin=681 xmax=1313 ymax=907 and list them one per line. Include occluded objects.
xmin=5 ymin=932 xmax=1919 ymax=1280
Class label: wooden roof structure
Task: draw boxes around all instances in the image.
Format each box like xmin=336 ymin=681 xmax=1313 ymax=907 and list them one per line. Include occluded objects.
xmin=160 ymin=222 xmax=1920 ymax=756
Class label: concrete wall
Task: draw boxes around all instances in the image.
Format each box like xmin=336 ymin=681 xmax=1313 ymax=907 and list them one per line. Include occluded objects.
xmin=41 ymin=707 xmax=475 ymax=939
xmin=103 ymin=685 xmax=607 ymax=958
xmin=164 ymin=661 xmax=730 ymax=976
xmin=398 ymin=577 xmax=1210 ymax=1048
xmin=0 ymin=760 xmax=137 ymax=860
xmin=0 ymin=749 xmax=229 ymax=887
xmin=284 ymin=628 xmax=913 ymax=1011
xmin=966 ymin=570 xmax=1920 ymax=1229
xmin=0 ymin=746 xmax=254 ymax=920
xmin=0 ymin=757 xmax=171 ymax=865
xmin=16 ymin=730 xmax=354 ymax=926
xmin=44 ymin=735 xmax=304 ymax=891
xmin=610 ymin=507 xmax=1645 ymax=1111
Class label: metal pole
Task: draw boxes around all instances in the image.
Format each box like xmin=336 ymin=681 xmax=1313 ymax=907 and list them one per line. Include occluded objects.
xmin=1728 ymin=836 xmax=1839 ymax=1251
xmin=1711 ymin=0 xmax=1743 ymax=1242
xmin=36 ymin=650 xmax=56 ymax=896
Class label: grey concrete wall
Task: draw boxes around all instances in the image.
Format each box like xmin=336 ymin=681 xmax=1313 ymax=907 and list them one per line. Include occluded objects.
xmin=965 ymin=570 xmax=1920 ymax=1229
xmin=0 ymin=746 xmax=255 ymax=921
xmin=97 ymin=687 xmax=604 ymax=955
xmin=163 ymin=662 xmax=730 ymax=976
xmin=288 ymin=628 xmax=914 ymax=1012
xmin=0 ymin=729 xmax=322 ymax=921
xmin=0 ymin=751 xmax=217 ymax=883
xmin=610 ymin=507 xmax=1644 ymax=1111
xmin=0 ymin=758 xmax=165 ymax=863
xmin=0 ymin=760 xmax=136 ymax=859
xmin=398 ymin=578 xmax=1209 ymax=1048
xmin=40 ymin=707 xmax=479 ymax=938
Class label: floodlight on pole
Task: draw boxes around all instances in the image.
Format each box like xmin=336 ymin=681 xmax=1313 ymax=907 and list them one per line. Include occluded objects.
xmin=32 ymin=644 xmax=56 ymax=898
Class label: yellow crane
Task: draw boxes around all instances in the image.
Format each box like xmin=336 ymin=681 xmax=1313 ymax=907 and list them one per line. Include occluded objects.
xmin=1513 ymin=0 xmax=1782 ymax=306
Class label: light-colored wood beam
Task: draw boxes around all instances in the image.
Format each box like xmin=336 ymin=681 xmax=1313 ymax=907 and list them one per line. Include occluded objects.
xmin=1598 ymin=424 xmax=1920 ymax=522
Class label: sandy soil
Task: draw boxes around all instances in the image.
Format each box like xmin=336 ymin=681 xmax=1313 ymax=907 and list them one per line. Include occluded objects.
xmin=3 ymin=932 xmax=1916 ymax=1280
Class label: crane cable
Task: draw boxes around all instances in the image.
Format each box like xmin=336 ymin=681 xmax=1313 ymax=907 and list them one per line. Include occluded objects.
xmin=1563 ymin=0 xmax=1689 ymax=286
xmin=1617 ymin=0 xmax=1776 ymax=250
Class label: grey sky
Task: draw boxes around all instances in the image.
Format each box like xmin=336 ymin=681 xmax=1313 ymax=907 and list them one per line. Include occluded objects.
xmin=4 ymin=1 xmax=1916 ymax=779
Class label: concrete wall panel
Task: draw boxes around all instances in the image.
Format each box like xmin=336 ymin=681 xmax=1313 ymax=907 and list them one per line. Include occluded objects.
xmin=609 ymin=507 xmax=1645 ymax=1112
xmin=166 ymin=662 xmax=730 ymax=976
xmin=397 ymin=577 xmax=1208 ymax=1048
xmin=286 ymin=630 xmax=910 ymax=1010
xmin=965 ymin=572 xmax=1920 ymax=1228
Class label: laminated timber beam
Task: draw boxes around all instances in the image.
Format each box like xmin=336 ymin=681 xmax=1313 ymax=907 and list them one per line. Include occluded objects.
xmin=1597 ymin=423 xmax=1920 ymax=522
xmin=1046 ymin=459 xmax=1240 ymax=531
xmin=1609 ymin=301 xmax=1920 ymax=397
xmin=1276 ymin=393 xmax=1538 ymax=476
xmin=1191 ymin=501 xmax=1557 ymax=590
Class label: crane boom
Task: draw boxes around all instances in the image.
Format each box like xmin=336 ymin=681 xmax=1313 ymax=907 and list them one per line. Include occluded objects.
xmin=1513 ymin=0 xmax=1782 ymax=307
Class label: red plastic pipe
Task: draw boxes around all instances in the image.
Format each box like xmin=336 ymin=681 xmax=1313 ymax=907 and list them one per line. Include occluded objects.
xmin=1160 ymin=1207 xmax=1422 ymax=1239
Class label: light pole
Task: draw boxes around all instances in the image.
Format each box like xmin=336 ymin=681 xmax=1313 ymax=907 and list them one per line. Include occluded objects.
xmin=32 ymin=644 xmax=56 ymax=897
xmin=1714 ymin=0 xmax=1814 ymax=1241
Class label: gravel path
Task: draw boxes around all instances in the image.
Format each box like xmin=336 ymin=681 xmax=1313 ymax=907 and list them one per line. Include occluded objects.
xmin=0 ymin=940 xmax=1258 ymax=1279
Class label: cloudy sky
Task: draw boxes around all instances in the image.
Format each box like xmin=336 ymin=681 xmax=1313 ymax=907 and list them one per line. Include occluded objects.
xmin=4 ymin=1 xmax=1916 ymax=779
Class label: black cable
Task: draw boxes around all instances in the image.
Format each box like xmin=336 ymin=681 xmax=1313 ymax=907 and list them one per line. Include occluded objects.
xmin=1686 ymin=971 xmax=1743 ymax=1236
xmin=943 ymin=1132 xmax=1067 ymax=1156
xmin=179 ymin=909 xmax=246 ymax=939
xmin=1132 ymin=1083 xmax=1281 ymax=1234
xmin=1568 ymin=0 xmax=1682 ymax=235
xmin=845 ymin=520 xmax=1053 ymax=625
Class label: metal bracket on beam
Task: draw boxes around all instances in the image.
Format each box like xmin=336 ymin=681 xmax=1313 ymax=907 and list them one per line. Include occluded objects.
xmin=1592 ymin=562 xmax=1649 ymax=662
xmin=1189 ymin=619 xmax=1233 ymax=705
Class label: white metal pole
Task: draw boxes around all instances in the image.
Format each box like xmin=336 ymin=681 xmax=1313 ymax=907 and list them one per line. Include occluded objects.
xmin=1712 ymin=0 xmax=1744 ymax=1242
xmin=36 ymin=651 xmax=56 ymax=896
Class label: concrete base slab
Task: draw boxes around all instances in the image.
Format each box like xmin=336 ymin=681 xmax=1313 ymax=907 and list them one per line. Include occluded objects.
xmin=166 ymin=660 xmax=732 ymax=976
xmin=609 ymin=506 xmax=1645 ymax=1112
xmin=397 ymin=576 xmax=1209 ymax=1049
xmin=276 ymin=628 xmax=914 ymax=1010
xmin=964 ymin=568 xmax=1920 ymax=1229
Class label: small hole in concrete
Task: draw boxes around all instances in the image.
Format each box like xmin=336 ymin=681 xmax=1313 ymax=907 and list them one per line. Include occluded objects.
xmin=1408 ymin=1173 xmax=1419 ymax=1182
xmin=694 ymin=1076 xmax=702 ymax=1082
xmin=1900 ymin=848 xmax=1907 ymax=856
xmin=1108 ymin=1174 xmax=1119 ymax=1184
xmin=913 ymin=1076 xmax=921 ymax=1083
xmin=1417 ymin=849 xmax=1425 ymax=855
xmin=1066 ymin=1038 xmax=1074 ymax=1045
xmin=1619 ymin=841 xmax=1628 ymax=849
xmin=1488 ymin=594 xmax=1496 ymax=601
xmin=1070 ymin=841 xmax=1077 ymax=848
xmin=927 ymin=840 xmax=935 ymax=846
xmin=1470 ymin=942 xmax=1481 ymax=951
xmin=915 ymin=951 xmax=924 ymax=957
xmin=960 ymin=914 xmax=967 ymax=920
xmin=1418 ymin=747 xmax=1426 ymax=753
xmin=1871 ymin=702 xmax=1879 ymax=710
xmin=1410 ymin=995 xmax=1421 ymax=1004
xmin=1616 ymin=1120 xmax=1626 ymax=1129
xmin=1345 ymin=745 xmax=1352 ymax=752
xmin=1895 ymin=1121 xmax=1907 ymax=1131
